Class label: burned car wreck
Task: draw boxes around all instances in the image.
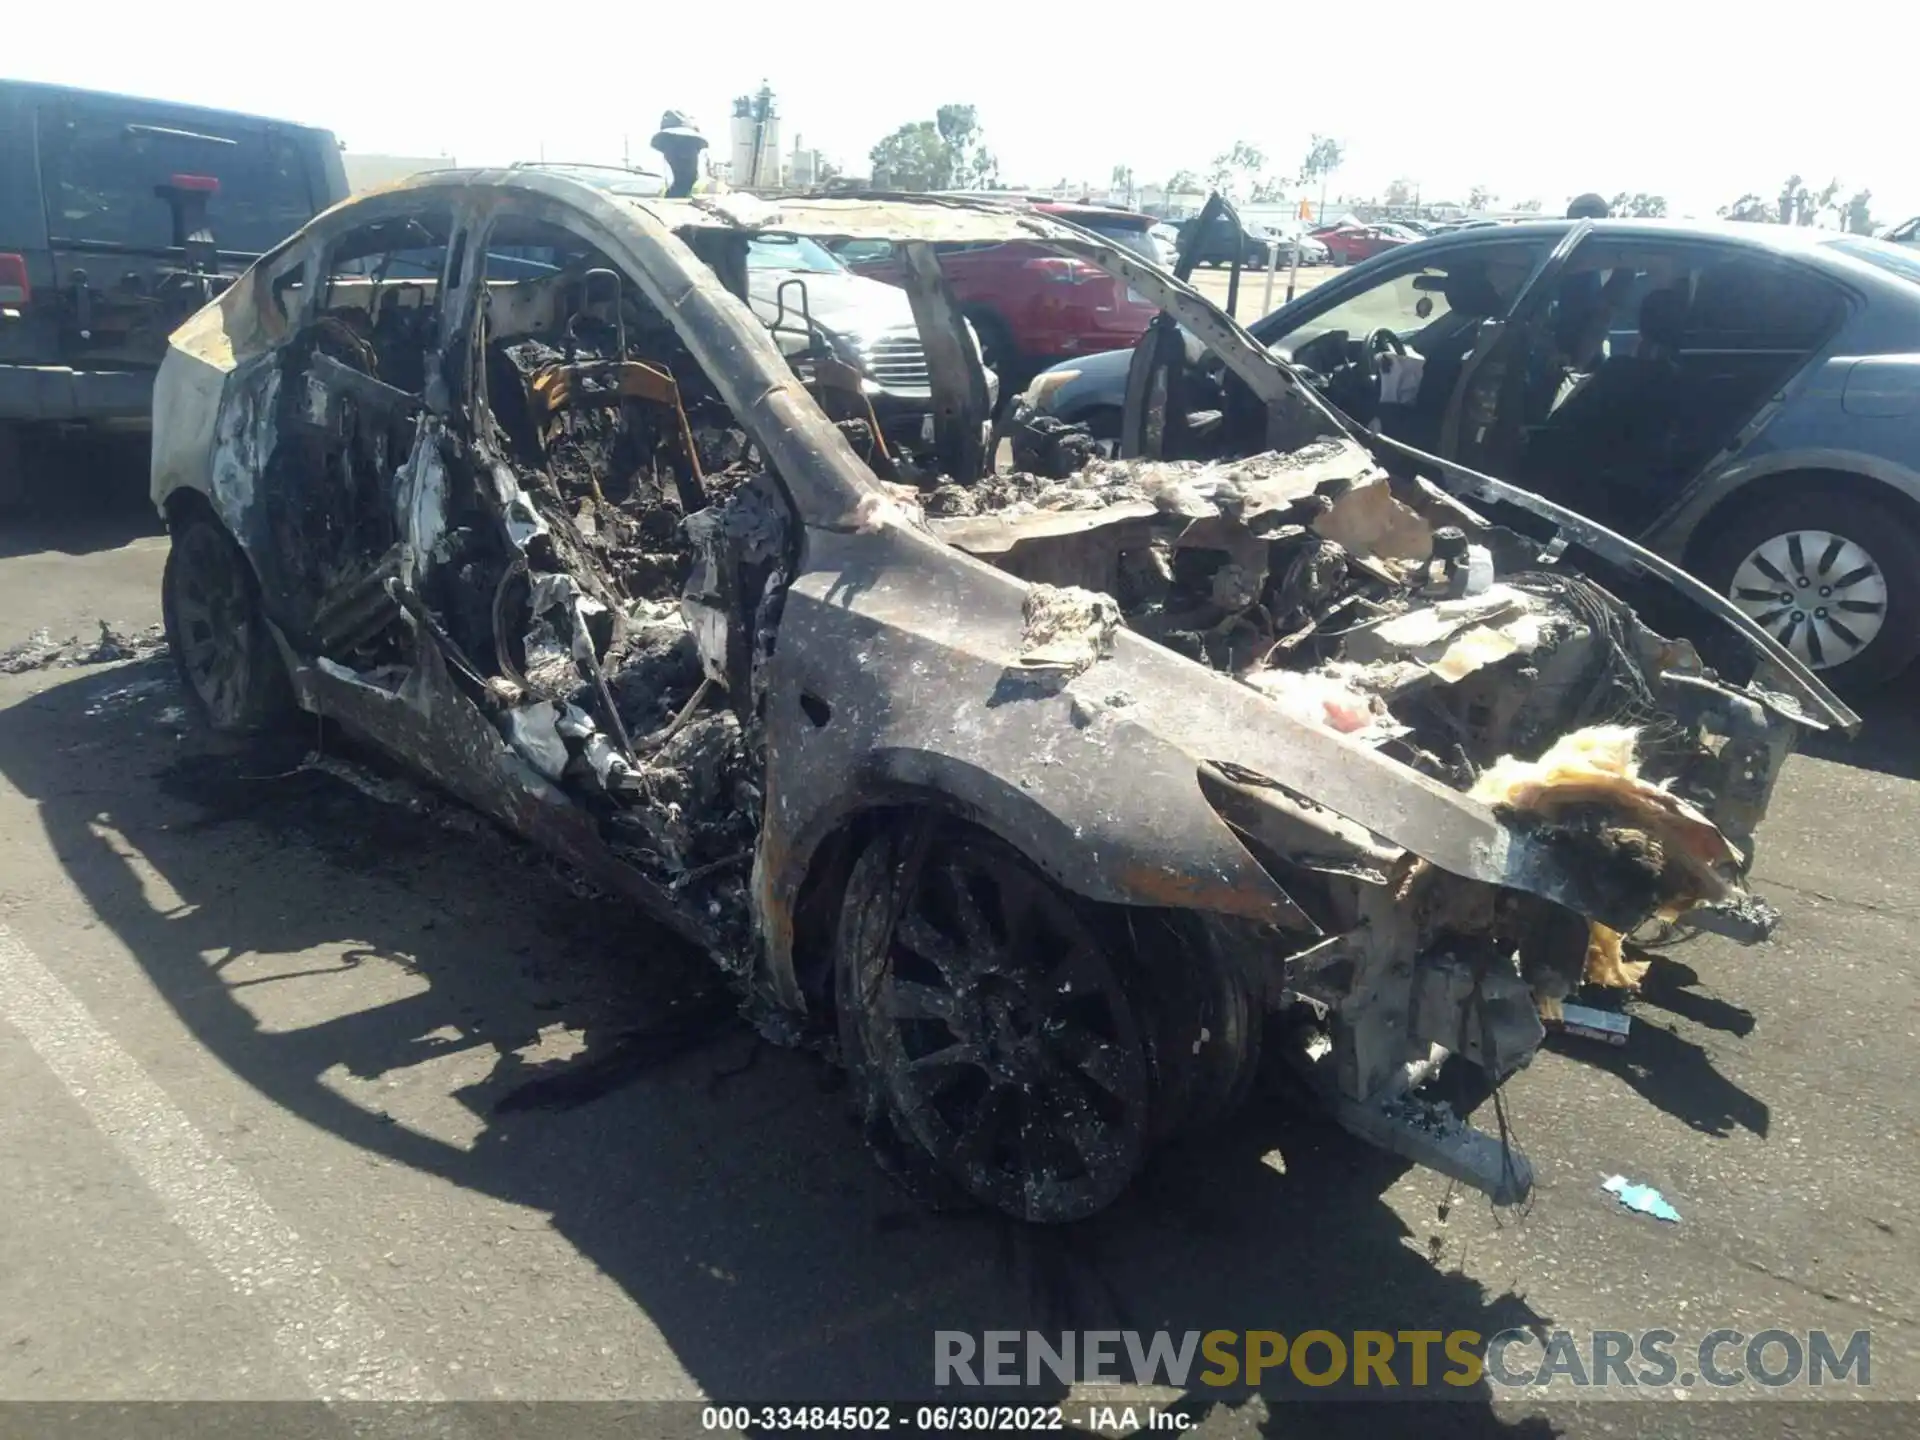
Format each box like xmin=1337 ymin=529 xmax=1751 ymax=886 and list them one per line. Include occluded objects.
xmin=151 ymin=172 xmax=1857 ymax=1223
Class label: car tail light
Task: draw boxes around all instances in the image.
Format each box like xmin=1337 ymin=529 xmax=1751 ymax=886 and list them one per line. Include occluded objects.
xmin=1022 ymin=256 xmax=1100 ymax=285
xmin=0 ymin=253 xmax=28 ymax=306
xmin=168 ymin=173 xmax=221 ymax=193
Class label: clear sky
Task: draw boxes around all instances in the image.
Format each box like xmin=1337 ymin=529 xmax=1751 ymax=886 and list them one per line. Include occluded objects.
xmin=11 ymin=0 xmax=1915 ymax=225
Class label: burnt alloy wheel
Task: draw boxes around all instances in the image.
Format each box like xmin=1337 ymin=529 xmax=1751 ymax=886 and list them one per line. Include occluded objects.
xmin=162 ymin=514 xmax=294 ymax=732
xmin=835 ymin=824 xmax=1151 ymax=1223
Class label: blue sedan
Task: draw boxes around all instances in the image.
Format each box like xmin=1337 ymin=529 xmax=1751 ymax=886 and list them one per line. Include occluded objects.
xmin=1030 ymin=219 xmax=1920 ymax=686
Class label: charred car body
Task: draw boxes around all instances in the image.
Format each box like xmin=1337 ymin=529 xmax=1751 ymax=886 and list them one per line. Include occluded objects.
xmin=152 ymin=173 xmax=1856 ymax=1223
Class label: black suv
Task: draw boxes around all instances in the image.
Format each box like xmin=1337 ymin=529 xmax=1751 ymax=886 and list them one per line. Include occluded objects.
xmin=0 ymin=80 xmax=347 ymax=504
xmin=1175 ymin=213 xmax=1276 ymax=268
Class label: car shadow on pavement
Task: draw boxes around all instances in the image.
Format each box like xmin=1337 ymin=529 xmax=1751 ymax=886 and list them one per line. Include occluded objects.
xmin=0 ymin=432 xmax=161 ymax=560
xmin=1 ymin=659 xmax=1579 ymax=1432
xmin=1799 ymin=666 xmax=1920 ymax=783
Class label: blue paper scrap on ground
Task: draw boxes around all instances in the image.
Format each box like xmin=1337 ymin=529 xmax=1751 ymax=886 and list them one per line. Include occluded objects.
xmin=1603 ymin=1174 xmax=1681 ymax=1222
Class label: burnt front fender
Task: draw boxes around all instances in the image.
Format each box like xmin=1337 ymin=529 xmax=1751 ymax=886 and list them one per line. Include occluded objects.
xmin=751 ymin=523 xmax=1321 ymax=1009
xmin=753 ymin=519 xmax=1697 ymax=1010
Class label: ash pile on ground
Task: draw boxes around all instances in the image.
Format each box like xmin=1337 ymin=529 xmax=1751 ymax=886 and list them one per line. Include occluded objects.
xmin=2 ymin=622 xmax=166 ymax=674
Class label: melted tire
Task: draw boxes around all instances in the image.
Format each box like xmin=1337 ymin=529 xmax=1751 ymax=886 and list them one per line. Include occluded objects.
xmin=163 ymin=514 xmax=295 ymax=733
xmin=833 ymin=821 xmax=1151 ymax=1223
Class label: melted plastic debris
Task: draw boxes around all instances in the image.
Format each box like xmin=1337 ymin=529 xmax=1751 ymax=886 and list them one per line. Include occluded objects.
xmin=2 ymin=622 xmax=166 ymax=674
xmin=1238 ymin=668 xmax=1387 ymax=736
xmin=1016 ymin=585 xmax=1121 ymax=676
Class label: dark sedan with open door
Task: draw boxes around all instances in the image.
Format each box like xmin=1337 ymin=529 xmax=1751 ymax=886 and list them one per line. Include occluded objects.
xmin=1029 ymin=218 xmax=1920 ymax=688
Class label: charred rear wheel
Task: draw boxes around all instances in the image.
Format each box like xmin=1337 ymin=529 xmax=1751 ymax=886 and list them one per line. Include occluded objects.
xmin=162 ymin=514 xmax=293 ymax=732
xmin=835 ymin=824 xmax=1151 ymax=1223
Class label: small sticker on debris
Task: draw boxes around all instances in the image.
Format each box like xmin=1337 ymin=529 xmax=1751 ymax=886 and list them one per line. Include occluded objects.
xmin=1556 ymin=1003 xmax=1631 ymax=1045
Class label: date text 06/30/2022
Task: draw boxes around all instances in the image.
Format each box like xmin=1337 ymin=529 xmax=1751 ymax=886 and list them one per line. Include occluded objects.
xmin=699 ymin=1404 xmax=1186 ymax=1433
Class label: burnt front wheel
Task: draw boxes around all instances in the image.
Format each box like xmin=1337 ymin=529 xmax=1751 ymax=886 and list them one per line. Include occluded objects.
xmin=835 ymin=823 xmax=1150 ymax=1223
xmin=162 ymin=514 xmax=294 ymax=732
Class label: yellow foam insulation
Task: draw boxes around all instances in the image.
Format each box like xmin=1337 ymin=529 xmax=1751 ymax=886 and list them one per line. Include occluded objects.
xmin=1471 ymin=724 xmax=1742 ymax=990
xmin=1583 ymin=923 xmax=1652 ymax=990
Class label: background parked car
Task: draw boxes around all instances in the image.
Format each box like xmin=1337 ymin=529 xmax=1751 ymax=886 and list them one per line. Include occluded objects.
xmin=1174 ymin=214 xmax=1332 ymax=270
xmin=1285 ymin=229 xmax=1333 ymax=266
xmin=479 ymin=186 xmax=982 ymax=465
xmin=0 ymin=80 xmax=346 ymax=507
xmin=1175 ymin=213 xmax=1276 ymax=268
xmin=1149 ymin=222 xmax=1180 ymax=268
xmin=832 ymin=201 xmax=1159 ymax=393
xmin=1311 ymin=223 xmax=1413 ymax=265
xmin=1027 ymin=219 xmax=1920 ymax=688
xmin=1881 ymin=216 xmax=1920 ymax=250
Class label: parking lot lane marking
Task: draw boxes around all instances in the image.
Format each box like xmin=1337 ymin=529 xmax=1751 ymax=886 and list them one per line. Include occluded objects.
xmin=0 ymin=921 xmax=441 ymax=1402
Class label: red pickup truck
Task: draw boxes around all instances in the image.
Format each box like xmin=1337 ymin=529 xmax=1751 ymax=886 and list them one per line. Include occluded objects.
xmin=831 ymin=202 xmax=1160 ymax=389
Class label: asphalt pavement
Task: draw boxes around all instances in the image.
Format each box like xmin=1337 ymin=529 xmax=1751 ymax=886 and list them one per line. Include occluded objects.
xmin=0 ymin=442 xmax=1915 ymax=1438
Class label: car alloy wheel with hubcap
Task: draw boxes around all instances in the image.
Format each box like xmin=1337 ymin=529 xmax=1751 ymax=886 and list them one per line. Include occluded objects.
xmin=837 ymin=826 xmax=1150 ymax=1223
xmin=1728 ymin=528 xmax=1887 ymax=671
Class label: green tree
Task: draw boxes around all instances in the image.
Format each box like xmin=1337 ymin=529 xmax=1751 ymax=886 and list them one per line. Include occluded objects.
xmin=1204 ymin=140 xmax=1269 ymax=201
xmin=869 ymin=121 xmax=953 ymax=191
xmin=935 ymin=103 xmax=999 ymax=190
xmin=1720 ymin=192 xmax=1773 ymax=222
xmin=1808 ymin=177 xmax=1841 ymax=225
xmin=1166 ymin=169 xmax=1200 ymax=194
xmin=1298 ymin=135 xmax=1344 ymax=187
xmin=1297 ymin=135 xmax=1344 ymax=225
xmin=1844 ymin=189 xmax=1875 ymax=234
xmin=1510 ymin=197 xmax=1543 ymax=214
xmin=870 ymin=103 xmax=1000 ymax=191
xmin=1384 ymin=177 xmax=1416 ymax=207
xmin=1467 ymin=184 xmax=1495 ymax=210
xmin=1609 ymin=192 xmax=1668 ymax=218
xmin=1776 ymin=174 xmax=1808 ymax=225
